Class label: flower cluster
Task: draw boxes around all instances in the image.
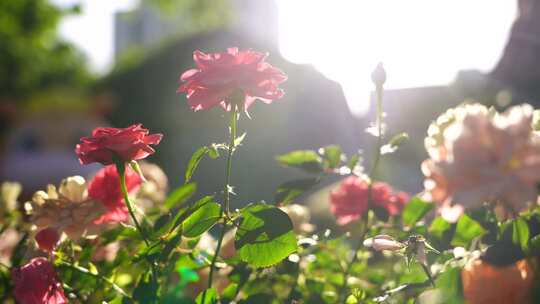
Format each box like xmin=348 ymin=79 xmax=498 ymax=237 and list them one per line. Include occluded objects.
xmin=422 ymin=103 xmax=540 ymax=221
xmin=330 ymin=176 xmax=409 ymax=225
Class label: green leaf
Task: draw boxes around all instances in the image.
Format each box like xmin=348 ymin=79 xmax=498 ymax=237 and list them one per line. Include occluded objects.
xmin=276 ymin=150 xmax=323 ymax=173
xmin=133 ymin=271 xmax=159 ymax=303
xmin=196 ymin=288 xmax=218 ymax=304
xmin=235 ymin=203 xmax=297 ymax=268
xmin=168 ymin=196 xmax=215 ymax=234
xmin=347 ymin=153 xmax=361 ymax=170
xmin=512 ymin=218 xmax=530 ymax=252
xmin=221 ymin=283 xmax=239 ymax=301
xmin=182 ymin=202 xmax=222 ymax=238
xmin=435 ymin=267 xmax=464 ymax=304
xmin=185 ymin=146 xmax=210 ymax=183
xmin=402 ymin=197 xmax=434 ymax=226
xmin=451 ymin=214 xmax=486 ymax=247
xmin=275 ymin=178 xmax=319 ymax=205
xmin=380 ymin=132 xmax=409 ymax=155
xmin=234 ymin=132 xmax=247 ymax=148
xmin=429 ymin=216 xmax=452 ymax=239
xmin=163 ymin=183 xmax=197 ymax=209
xmin=321 ymin=145 xmax=342 ymax=169
xmin=238 ymin=294 xmax=274 ymax=304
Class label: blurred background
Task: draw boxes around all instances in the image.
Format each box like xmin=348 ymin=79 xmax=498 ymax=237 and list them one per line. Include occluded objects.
xmin=1 ymin=0 xmax=538 ymax=222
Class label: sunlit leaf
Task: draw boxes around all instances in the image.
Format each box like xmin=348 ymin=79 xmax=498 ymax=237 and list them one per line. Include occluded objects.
xmin=185 ymin=146 xmax=210 ymax=183
xmin=402 ymin=197 xmax=434 ymax=226
xmin=276 ymin=150 xmax=323 ymax=173
xmin=275 ymin=178 xmax=319 ymax=205
xmin=451 ymin=214 xmax=486 ymax=247
xmin=182 ymin=202 xmax=221 ymax=238
xmin=429 ymin=216 xmax=452 ymax=239
xmin=163 ymin=183 xmax=197 ymax=209
xmin=512 ymin=218 xmax=529 ymax=252
xmin=320 ymin=145 xmax=342 ymax=169
xmin=235 ymin=203 xmax=297 ymax=267
xmin=196 ymin=288 xmax=218 ymax=304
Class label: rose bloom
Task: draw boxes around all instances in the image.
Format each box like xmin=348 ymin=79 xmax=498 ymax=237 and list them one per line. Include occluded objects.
xmin=30 ymin=176 xmax=106 ymax=240
xmin=330 ymin=176 xmax=410 ymax=225
xmin=35 ymin=228 xmax=60 ymax=253
xmin=12 ymin=257 xmax=68 ymax=304
xmin=177 ymin=47 xmax=287 ymax=111
xmin=88 ymin=165 xmax=142 ymax=224
xmin=422 ymin=104 xmax=540 ymax=221
xmin=462 ymin=258 xmax=535 ymax=304
xmin=75 ymin=124 xmax=162 ymax=166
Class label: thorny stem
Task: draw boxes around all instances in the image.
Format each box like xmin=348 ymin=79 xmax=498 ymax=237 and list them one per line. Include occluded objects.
xmin=206 ymin=108 xmax=238 ymax=295
xmin=339 ymin=217 xmax=370 ymax=303
xmin=339 ymin=79 xmax=385 ymax=303
xmin=117 ymin=163 xmax=150 ymax=246
xmin=116 ymin=162 xmax=159 ymax=289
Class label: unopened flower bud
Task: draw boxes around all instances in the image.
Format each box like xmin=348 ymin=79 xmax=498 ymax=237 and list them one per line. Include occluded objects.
xmin=363 ymin=235 xmax=404 ymax=251
xmin=371 ymin=63 xmax=387 ymax=86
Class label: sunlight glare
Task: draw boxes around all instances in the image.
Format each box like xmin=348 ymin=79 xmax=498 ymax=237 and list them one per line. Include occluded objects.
xmin=277 ymin=0 xmax=517 ymax=116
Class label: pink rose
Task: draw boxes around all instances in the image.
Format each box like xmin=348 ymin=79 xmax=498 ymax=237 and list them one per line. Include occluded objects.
xmin=422 ymin=104 xmax=540 ymax=221
xmin=177 ymin=47 xmax=287 ymax=111
xmin=75 ymin=124 xmax=162 ymax=165
xmin=330 ymin=176 xmax=410 ymax=225
xmin=88 ymin=165 xmax=142 ymax=224
xmin=12 ymin=258 xmax=67 ymax=304
xmin=35 ymin=228 xmax=60 ymax=253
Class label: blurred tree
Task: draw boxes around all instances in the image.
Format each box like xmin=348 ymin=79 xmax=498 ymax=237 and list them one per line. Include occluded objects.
xmin=0 ymin=0 xmax=91 ymax=100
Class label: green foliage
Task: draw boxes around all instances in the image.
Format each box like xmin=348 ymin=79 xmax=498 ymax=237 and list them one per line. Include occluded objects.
xmin=276 ymin=150 xmax=323 ymax=173
xmin=320 ymin=145 xmax=342 ymax=169
xmin=182 ymin=201 xmax=221 ymax=238
xmin=164 ymin=183 xmax=197 ymax=209
xmin=0 ymin=0 xmax=90 ymax=98
xmin=511 ymin=218 xmax=530 ymax=253
xmin=402 ymin=197 xmax=434 ymax=226
xmin=185 ymin=146 xmax=220 ymax=183
xmin=451 ymin=214 xmax=486 ymax=247
xmin=435 ymin=267 xmax=464 ymax=304
xmin=274 ymin=178 xmax=319 ymax=205
xmin=196 ymin=288 xmax=218 ymax=304
xmin=133 ymin=271 xmax=159 ymax=303
xmin=235 ymin=203 xmax=297 ymax=268
xmin=429 ymin=217 xmax=452 ymax=239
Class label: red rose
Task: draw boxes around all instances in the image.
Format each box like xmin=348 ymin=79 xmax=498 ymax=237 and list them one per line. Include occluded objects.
xmin=177 ymin=47 xmax=287 ymax=111
xmin=35 ymin=228 xmax=60 ymax=253
xmin=75 ymin=124 xmax=162 ymax=165
xmin=330 ymin=176 xmax=409 ymax=225
xmin=330 ymin=176 xmax=370 ymax=225
xmin=12 ymin=257 xmax=67 ymax=304
xmin=88 ymin=165 xmax=142 ymax=224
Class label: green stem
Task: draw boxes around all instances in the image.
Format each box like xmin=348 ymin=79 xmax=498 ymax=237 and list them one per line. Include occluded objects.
xmin=339 ymin=83 xmax=384 ymax=303
xmin=368 ymin=84 xmax=384 ymax=180
xmin=339 ymin=216 xmax=370 ymax=303
xmin=116 ymin=162 xmax=159 ymax=290
xmin=207 ymin=108 xmax=238 ymax=292
xmin=117 ymin=163 xmax=150 ymax=247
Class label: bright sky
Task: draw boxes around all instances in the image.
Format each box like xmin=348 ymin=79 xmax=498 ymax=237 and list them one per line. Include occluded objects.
xmin=54 ymin=0 xmax=517 ymax=116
